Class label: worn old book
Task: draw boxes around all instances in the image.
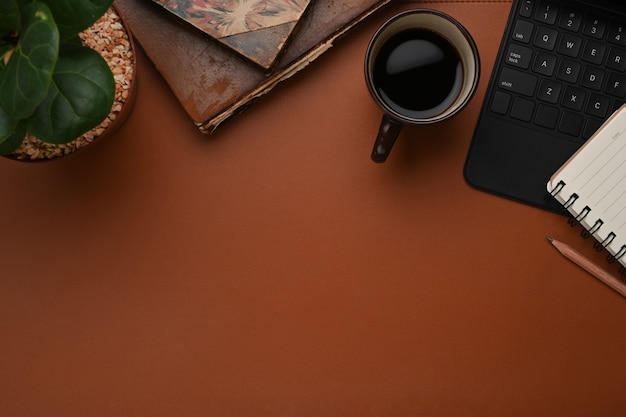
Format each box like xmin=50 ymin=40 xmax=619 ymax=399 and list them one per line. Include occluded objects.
xmin=149 ymin=0 xmax=314 ymax=71
xmin=114 ymin=0 xmax=390 ymax=133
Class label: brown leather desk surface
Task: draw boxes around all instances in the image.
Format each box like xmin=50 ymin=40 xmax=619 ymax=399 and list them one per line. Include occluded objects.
xmin=2 ymin=1 xmax=626 ymax=415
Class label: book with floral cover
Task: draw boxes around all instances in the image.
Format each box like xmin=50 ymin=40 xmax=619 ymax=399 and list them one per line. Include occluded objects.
xmin=115 ymin=0 xmax=390 ymax=133
xmin=151 ymin=0 xmax=313 ymax=71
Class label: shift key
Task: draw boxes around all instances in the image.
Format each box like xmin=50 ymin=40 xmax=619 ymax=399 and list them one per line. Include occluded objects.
xmin=498 ymin=67 xmax=537 ymax=96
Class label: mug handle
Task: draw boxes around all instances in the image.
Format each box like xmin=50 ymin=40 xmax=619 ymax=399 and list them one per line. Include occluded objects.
xmin=371 ymin=115 xmax=402 ymax=163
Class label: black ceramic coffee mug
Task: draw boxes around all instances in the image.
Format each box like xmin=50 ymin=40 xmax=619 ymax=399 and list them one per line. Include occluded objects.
xmin=365 ymin=9 xmax=480 ymax=163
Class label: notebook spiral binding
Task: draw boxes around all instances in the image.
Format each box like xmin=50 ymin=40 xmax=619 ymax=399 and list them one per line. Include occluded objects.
xmin=549 ymin=180 xmax=626 ymax=275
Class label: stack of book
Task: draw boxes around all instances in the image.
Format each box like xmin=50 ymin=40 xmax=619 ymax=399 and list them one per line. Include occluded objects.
xmin=115 ymin=0 xmax=391 ymax=133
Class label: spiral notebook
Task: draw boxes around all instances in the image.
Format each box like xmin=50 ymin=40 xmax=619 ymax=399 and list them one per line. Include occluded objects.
xmin=547 ymin=104 xmax=626 ymax=267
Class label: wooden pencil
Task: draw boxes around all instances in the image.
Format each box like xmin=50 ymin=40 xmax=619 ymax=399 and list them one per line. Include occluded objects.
xmin=547 ymin=236 xmax=626 ymax=298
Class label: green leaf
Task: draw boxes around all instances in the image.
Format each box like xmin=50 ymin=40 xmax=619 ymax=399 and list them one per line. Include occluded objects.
xmin=0 ymin=106 xmax=25 ymax=154
xmin=0 ymin=0 xmax=21 ymax=35
xmin=0 ymin=1 xmax=59 ymax=120
xmin=0 ymin=102 xmax=18 ymax=141
xmin=24 ymin=42 xmax=115 ymax=144
xmin=0 ymin=94 xmax=25 ymax=155
xmin=38 ymin=0 xmax=114 ymax=40
xmin=0 ymin=127 xmax=26 ymax=155
xmin=0 ymin=42 xmax=14 ymax=71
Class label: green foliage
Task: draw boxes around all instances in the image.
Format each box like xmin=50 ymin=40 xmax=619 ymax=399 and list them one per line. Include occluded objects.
xmin=0 ymin=0 xmax=115 ymax=153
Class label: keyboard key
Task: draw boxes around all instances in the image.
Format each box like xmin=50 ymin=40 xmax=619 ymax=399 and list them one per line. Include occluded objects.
xmin=606 ymin=73 xmax=626 ymax=97
xmin=532 ymin=52 xmax=557 ymax=75
xmin=506 ymin=44 xmax=533 ymax=68
xmin=583 ymin=118 xmax=604 ymax=139
xmin=607 ymin=47 xmax=626 ymax=71
xmin=558 ymin=8 xmax=583 ymax=32
xmin=537 ymin=79 xmax=562 ymax=103
xmin=511 ymin=97 xmax=535 ymax=121
xmin=491 ymin=91 xmax=511 ymax=115
xmin=586 ymin=93 xmax=611 ymax=118
xmin=583 ymin=15 xmax=607 ymax=39
xmin=535 ymin=104 xmax=559 ymax=128
xmin=512 ymin=20 xmax=534 ymax=43
xmin=581 ymin=40 xmax=606 ymax=65
xmin=580 ymin=66 xmax=605 ymax=90
xmin=534 ymin=1 xmax=558 ymax=25
xmin=559 ymin=111 xmax=583 ymax=136
xmin=498 ymin=67 xmax=538 ymax=96
xmin=562 ymin=86 xmax=586 ymax=111
xmin=557 ymin=33 xmax=582 ymax=57
xmin=534 ymin=26 xmax=558 ymax=50
xmin=519 ymin=0 xmax=533 ymax=18
xmin=608 ymin=23 xmax=626 ymax=46
xmin=556 ymin=60 xmax=581 ymax=83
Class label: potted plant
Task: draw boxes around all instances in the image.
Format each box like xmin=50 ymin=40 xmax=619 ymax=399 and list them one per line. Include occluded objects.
xmin=0 ymin=0 xmax=135 ymax=160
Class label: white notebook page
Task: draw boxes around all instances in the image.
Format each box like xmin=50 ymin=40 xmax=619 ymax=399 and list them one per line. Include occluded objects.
xmin=548 ymin=105 xmax=626 ymax=266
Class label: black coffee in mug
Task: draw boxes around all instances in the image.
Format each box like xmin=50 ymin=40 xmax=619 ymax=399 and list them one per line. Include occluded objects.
xmin=365 ymin=9 xmax=479 ymax=163
xmin=372 ymin=29 xmax=463 ymax=119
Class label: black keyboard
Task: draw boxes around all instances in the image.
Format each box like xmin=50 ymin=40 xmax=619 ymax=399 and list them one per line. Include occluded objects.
xmin=489 ymin=0 xmax=626 ymax=143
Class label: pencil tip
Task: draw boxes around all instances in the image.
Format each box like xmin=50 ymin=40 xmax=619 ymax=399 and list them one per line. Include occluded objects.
xmin=546 ymin=236 xmax=554 ymax=243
